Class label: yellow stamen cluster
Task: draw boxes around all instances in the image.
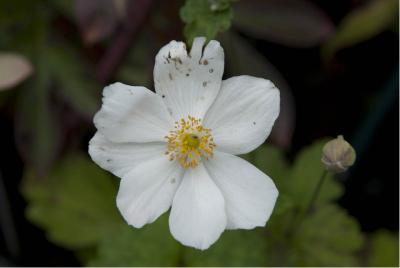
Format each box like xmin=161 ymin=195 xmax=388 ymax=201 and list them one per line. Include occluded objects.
xmin=165 ymin=115 xmax=216 ymax=168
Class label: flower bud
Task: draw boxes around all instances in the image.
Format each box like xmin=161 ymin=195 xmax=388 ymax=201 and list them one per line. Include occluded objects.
xmin=321 ymin=135 xmax=356 ymax=173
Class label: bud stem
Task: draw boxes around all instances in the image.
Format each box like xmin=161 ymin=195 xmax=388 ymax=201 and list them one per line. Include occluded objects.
xmin=304 ymin=169 xmax=328 ymax=216
xmin=287 ymin=169 xmax=329 ymax=238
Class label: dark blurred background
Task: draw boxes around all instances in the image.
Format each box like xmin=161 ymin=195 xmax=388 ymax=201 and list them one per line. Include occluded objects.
xmin=0 ymin=0 xmax=398 ymax=266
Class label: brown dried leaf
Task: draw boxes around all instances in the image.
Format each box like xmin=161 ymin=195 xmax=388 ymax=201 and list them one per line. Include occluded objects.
xmin=74 ymin=0 xmax=120 ymax=45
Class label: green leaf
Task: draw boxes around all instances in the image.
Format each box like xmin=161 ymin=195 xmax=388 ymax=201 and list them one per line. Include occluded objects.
xmin=47 ymin=46 xmax=100 ymax=119
xmin=322 ymin=0 xmax=399 ymax=60
xmin=180 ymin=0 xmax=234 ymax=44
xmin=0 ymin=0 xmax=43 ymax=28
xmin=290 ymin=205 xmax=364 ymax=266
xmin=208 ymin=0 xmax=236 ymax=11
xmin=286 ymin=139 xmax=344 ymax=210
xmin=184 ymin=229 xmax=269 ymax=266
xmin=21 ymin=153 xmax=121 ymax=249
xmin=233 ymin=0 xmax=334 ymax=48
xmin=15 ymin=57 xmax=61 ymax=175
xmin=252 ymin=145 xmax=293 ymax=215
xmin=367 ymin=230 xmax=399 ymax=267
xmin=88 ymin=215 xmax=181 ymax=266
xmin=116 ymin=32 xmax=153 ymax=89
xmin=253 ymin=144 xmax=289 ymax=188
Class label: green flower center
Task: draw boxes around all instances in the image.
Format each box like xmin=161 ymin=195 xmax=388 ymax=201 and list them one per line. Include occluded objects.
xmin=183 ymin=133 xmax=200 ymax=149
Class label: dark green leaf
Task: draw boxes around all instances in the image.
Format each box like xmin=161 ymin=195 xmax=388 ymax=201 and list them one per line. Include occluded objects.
xmin=21 ymin=153 xmax=121 ymax=249
xmin=15 ymin=58 xmax=61 ymax=175
xmin=88 ymin=215 xmax=181 ymax=266
xmin=286 ymin=139 xmax=344 ymax=210
xmin=252 ymin=144 xmax=289 ymax=188
xmin=252 ymin=145 xmax=293 ymax=215
xmin=367 ymin=230 xmax=399 ymax=267
xmin=290 ymin=205 xmax=364 ymax=266
xmin=47 ymin=46 xmax=100 ymax=119
xmin=184 ymin=229 xmax=269 ymax=266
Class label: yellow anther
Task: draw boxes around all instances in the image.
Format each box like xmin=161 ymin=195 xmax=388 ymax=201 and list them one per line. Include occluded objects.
xmin=165 ymin=115 xmax=216 ymax=168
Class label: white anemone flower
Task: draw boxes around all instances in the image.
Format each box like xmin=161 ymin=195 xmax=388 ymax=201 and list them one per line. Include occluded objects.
xmin=89 ymin=37 xmax=280 ymax=250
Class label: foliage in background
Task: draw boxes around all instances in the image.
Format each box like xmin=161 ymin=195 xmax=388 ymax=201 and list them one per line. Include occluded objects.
xmin=322 ymin=0 xmax=399 ymax=60
xmin=366 ymin=230 xmax=399 ymax=267
xmin=20 ymin=140 xmax=398 ymax=266
xmin=180 ymin=0 xmax=235 ymax=44
xmin=0 ymin=0 xmax=398 ymax=266
xmin=21 ymin=154 xmax=120 ymax=249
xmin=0 ymin=0 xmax=100 ymax=176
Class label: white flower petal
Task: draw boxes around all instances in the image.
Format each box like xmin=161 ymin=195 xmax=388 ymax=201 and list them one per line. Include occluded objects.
xmin=205 ymin=151 xmax=278 ymax=230
xmin=154 ymin=37 xmax=224 ymax=120
xmin=204 ymin=75 xmax=280 ymax=155
xmin=116 ymin=154 xmax=184 ymax=228
xmin=93 ymin=82 xmax=174 ymax=143
xmin=88 ymin=132 xmax=166 ymax=178
xmin=169 ymin=163 xmax=226 ymax=250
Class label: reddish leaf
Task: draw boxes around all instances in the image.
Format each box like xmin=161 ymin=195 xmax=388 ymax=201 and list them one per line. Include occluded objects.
xmin=233 ymin=0 xmax=335 ymax=48
xmin=74 ymin=0 xmax=121 ymax=45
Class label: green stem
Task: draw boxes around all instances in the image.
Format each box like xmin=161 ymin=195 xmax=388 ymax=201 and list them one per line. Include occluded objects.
xmin=287 ymin=169 xmax=329 ymax=238
xmin=303 ymin=169 xmax=328 ymax=215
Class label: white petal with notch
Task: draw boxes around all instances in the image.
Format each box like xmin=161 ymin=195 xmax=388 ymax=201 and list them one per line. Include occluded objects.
xmin=154 ymin=37 xmax=224 ymax=121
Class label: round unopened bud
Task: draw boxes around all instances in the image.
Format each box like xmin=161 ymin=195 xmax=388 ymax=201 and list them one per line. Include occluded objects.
xmin=321 ymin=135 xmax=356 ymax=173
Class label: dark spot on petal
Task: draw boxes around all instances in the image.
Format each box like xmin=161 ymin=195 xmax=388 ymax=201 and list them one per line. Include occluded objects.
xmin=203 ymin=59 xmax=209 ymax=65
xmin=203 ymin=81 xmax=207 ymax=87
xmin=209 ymin=68 xmax=214 ymax=73
xmin=186 ymin=73 xmax=190 ymax=77
xmin=107 ymin=159 xmax=112 ymax=162
xmin=162 ymin=94 xmax=166 ymax=98
xmin=253 ymin=121 xmax=256 ymax=125
xmin=169 ymin=73 xmax=173 ymax=80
